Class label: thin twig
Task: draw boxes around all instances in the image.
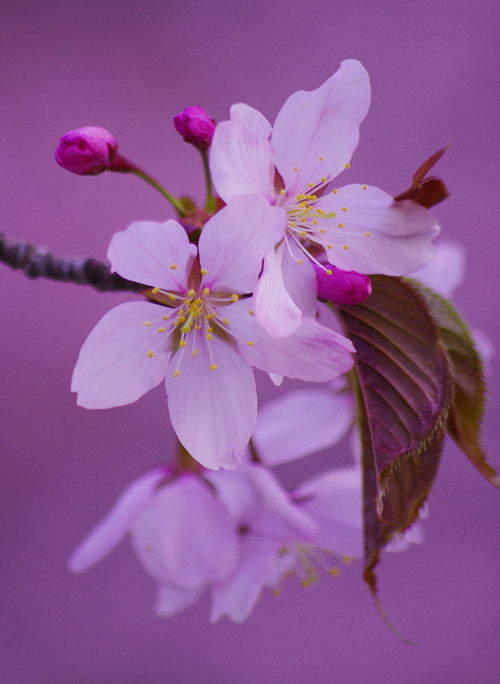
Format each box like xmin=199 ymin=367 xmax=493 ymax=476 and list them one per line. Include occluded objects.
xmin=0 ymin=233 xmax=144 ymax=293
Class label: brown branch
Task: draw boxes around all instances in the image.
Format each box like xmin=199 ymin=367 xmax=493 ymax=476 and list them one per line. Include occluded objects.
xmin=0 ymin=233 xmax=145 ymax=293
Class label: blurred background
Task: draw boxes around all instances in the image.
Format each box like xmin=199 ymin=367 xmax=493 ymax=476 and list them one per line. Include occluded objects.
xmin=1 ymin=1 xmax=499 ymax=682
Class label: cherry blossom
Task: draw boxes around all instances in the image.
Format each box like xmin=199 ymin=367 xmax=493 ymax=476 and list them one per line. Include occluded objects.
xmin=72 ymin=194 xmax=355 ymax=470
xmin=210 ymin=59 xmax=440 ymax=337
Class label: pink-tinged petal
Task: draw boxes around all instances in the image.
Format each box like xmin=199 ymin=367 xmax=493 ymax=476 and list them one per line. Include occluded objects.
xmin=226 ymin=299 xmax=355 ymax=382
xmin=68 ymin=466 xmax=169 ymax=573
xmin=294 ymin=467 xmax=363 ymax=559
xmin=253 ymin=243 xmax=302 ymax=338
xmin=411 ymin=241 xmax=465 ymax=298
xmin=165 ymin=335 xmax=256 ymax=470
xmin=317 ymin=185 xmax=440 ymax=275
xmin=210 ymin=535 xmax=281 ymax=623
xmin=314 ymin=263 xmax=372 ymax=304
xmin=199 ymin=195 xmax=286 ymax=293
xmin=253 ymin=389 xmax=355 ymax=466
xmin=132 ymin=474 xmax=239 ymax=589
xmin=210 ymin=104 xmax=276 ymax=203
xmin=386 ymin=520 xmax=425 ymax=553
xmin=281 ymin=239 xmax=317 ymax=317
xmin=155 ymin=583 xmax=204 ymax=618
xmin=269 ymin=373 xmax=283 ymax=386
xmin=206 ymin=465 xmax=317 ymax=542
xmin=107 ymin=219 xmax=197 ymax=291
xmin=272 ymin=60 xmax=370 ymax=194
xmin=71 ymin=301 xmax=171 ymax=409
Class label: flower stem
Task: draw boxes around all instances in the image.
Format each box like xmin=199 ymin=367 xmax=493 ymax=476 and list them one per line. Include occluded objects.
xmin=131 ymin=168 xmax=186 ymax=217
xmin=201 ymin=150 xmax=216 ymax=214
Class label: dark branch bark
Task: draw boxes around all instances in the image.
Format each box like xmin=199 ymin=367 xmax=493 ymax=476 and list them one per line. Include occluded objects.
xmin=0 ymin=233 xmax=145 ymax=293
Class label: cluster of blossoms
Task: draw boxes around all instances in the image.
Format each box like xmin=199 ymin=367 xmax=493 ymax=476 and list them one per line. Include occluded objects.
xmin=54 ymin=59 xmax=470 ymax=621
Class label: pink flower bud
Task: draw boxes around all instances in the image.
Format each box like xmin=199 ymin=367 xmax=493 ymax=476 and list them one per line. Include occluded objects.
xmin=55 ymin=127 xmax=119 ymax=176
xmin=314 ymin=263 xmax=372 ymax=305
xmin=174 ymin=107 xmax=215 ymax=150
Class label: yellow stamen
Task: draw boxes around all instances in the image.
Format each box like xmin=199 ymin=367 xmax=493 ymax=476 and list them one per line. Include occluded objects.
xmin=157 ymin=327 xmax=165 ymax=333
xmin=345 ymin=163 xmax=350 ymax=168
xmin=173 ymin=369 xmax=180 ymax=377
xmin=246 ymin=341 xmax=254 ymax=346
xmin=343 ymin=245 xmax=348 ymax=250
xmin=231 ymin=294 xmax=239 ymax=302
xmin=143 ymin=321 xmax=151 ymax=327
xmin=152 ymin=287 xmax=159 ymax=294
xmin=170 ymin=264 xmax=178 ymax=270
xmin=203 ymin=287 xmax=210 ymax=296
xmin=210 ymin=364 xmax=217 ymax=371
xmin=148 ymin=350 xmax=153 ymax=358
xmin=192 ymin=350 xmax=198 ymax=357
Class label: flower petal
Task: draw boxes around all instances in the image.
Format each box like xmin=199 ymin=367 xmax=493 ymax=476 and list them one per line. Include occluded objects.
xmin=210 ymin=103 xmax=276 ymax=203
xmin=155 ymin=583 xmax=205 ymax=618
xmin=411 ymin=241 xmax=466 ymax=298
xmin=71 ymin=301 xmax=171 ymax=409
xmin=226 ymin=299 xmax=355 ymax=382
xmin=210 ymin=535 xmax=281 ymax=623
xmin=253 ymin=389 xmax=355 ymax=466
xmin=272 ymin=60 xmax=370 ymax=195
xmin=132 ymin=474 xmax=239 ymax=589
xmin=107 ymin=219 xmax=197 ymax=291
xmin=316 ymin=185 xmax=440 ymax=275
xmin=199 ymin=195 xmax=286 ymax=293
xmin=206 ymin=465 xmax=317 ymax=542
xmin=253 ymin=243 xmax=302 ymax=338
xmin=294 ymin=466 xmax=363 ymax=559
xmin=281 ymin=239 xmax=318 ymax=317
xmin=165 ymin=334 xmax=256 ymax=470
xmin=68 ymin=466 xmax=170 ymax=573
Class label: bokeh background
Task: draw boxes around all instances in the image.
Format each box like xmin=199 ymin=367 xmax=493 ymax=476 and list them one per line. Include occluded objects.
xmin=1 ymin=1 xmax=499 ymax=682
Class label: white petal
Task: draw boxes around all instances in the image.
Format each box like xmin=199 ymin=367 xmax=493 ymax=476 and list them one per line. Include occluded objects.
xmin=210 ymin=103 xmax=276 ymax=203
xmin=253 ymin=243 xmax=302 ymax=338
xmin=294 ymin=466 xmax=363 ymax=559
xmin=272 ymin=60 xmax=370 ymax=195
xmin=411 ymin=241 xmax=466 ymax=298
xmin=165 ymin=334 xmax=256 ymax=470
xmin=68 ymin=466 xmax=169 ymax=573
xmin=199 ymin=195 xmax=286 ymax=293
xmin=316 ymin=185 xmax=440 ymax=275
xmin=107 ymin=219 xmax=197 ymax=291
xmin=226 ymin=299 xmax=355 ymax=382
xmin=253 ymin=389 xmax=355 ymax=466
xmin=210 ymin=535 xmax=281 ymax=623
xmin=71 ymin=301 xmax=171 ymax=409
xmin=155 ymin=583 xmax=204 ymax=617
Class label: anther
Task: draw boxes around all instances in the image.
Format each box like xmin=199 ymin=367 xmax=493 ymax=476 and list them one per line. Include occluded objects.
xmin=319 ymin=156 xmax=323 ymax=160
xmin=363 ymin=185 xmax=367 ymax=190
xmin=366 ymin=232 xmax=371 ymax=237
xmin=157 ymin=327 xmax=166 ymax=333
xmin=327 ymin=244 xmax=332 ymax=249
xmin=170 ymin=264 xmax=178 ymax=270
xmin=326 ymin=269 xmax=332 ymax=275
xmin=143 ymin=321 xmax=152 ymax=327
xmin=200 ymin=268 xmax=208 ymax=276
xmin=231 ymin=294 xmax=239 ymax=302
xmin=308 ymin=183 xmax=314 ymax=188
xmin=180 ymin=340 xmax=186 ymax=348
xmin=207 ymin=327 xmax=213 ymax=333
xmin=338 ymin=223 xmax=344 ymax=228
xmin=343 ymin=245 xmax=348 ymax=250
xmin=300 ymin=231 xmax=306 ymax=237
xmin=168 ymin=294 xmax=176 ymax=300
xmin=173 ymin=369 xmax=180 ymax=377
xmin=207 ymin=334 xmax=213 ymax=341
xmin=192 ymin=350 xmax=198 ymax=357
xmin=210 ymin=364 xmax=217 ymax=371
xmin=246 ymin=341 xmax=254 ymax=346
xmin=345 ymin=163 xmax=350 ymax=168
xmin=187 ymin=289 xmax=195 ymax=297
xmin=223 ymin=318 xmax=229 ymax=325
xmin=342 ymin=207 xmax=347 ymax=212
xmin=321 ymin=177 xmax=327 ymax=182
xmin=163 ymin=315 xmax=169 ymax=320
xmin=313 ymin=220 xmax=317 ymax=225
xmin=203 ymin=287 xmax=210 ymax=296
xmin=152 ymin=287 xmax=160 ymax=294
xmin=294 ymin=166 xmax=298 ymax=172
xmin=298 ymin=259 xmax=303 ymax=265
xmin=195 ymin=325 xmax=200 ymax=331
xmin=148 ymin=350 xmax=153 ymax=358
xmin=280 ymin=189 xmax=286 ymax=196
xmin=333 ymin=189 xmax=337 ymax=194
xmin=248 ymin=310 xmax=254 ymax=315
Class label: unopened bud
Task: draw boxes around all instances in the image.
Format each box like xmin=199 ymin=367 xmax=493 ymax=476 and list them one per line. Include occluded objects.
xmin=174 ymin=107 xmax=215 ymax=150
xmin=55 ymin=127 xmax=120 ymax=176
xmin=314 ymin=263 xmax=372 ymax=305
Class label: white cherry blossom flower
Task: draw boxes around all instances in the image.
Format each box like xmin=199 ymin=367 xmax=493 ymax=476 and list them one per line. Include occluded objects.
xmin=210 ymin=59 xmax=440 ymax=338
xmin=72 ymin=194 xmax=354 ymax=470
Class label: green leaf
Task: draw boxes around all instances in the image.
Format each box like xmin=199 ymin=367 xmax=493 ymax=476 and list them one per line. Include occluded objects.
xmin=412 ymin=283 xmax=500 ymax=488
xmin=335 ymin=275 xmax=454 ymax=594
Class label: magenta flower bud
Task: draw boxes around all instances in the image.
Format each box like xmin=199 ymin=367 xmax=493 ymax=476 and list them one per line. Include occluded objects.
xmin=313 ymin=263 xmax=372 ymax=305
xmin=174 ymin=106 xmax=215 ymax=150
xmin=55 ymin=127 xmax=119 ymax=176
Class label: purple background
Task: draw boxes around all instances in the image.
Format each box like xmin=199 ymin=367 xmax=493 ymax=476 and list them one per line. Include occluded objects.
xmin=1 ymin=1 xmax=499 ymax=682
